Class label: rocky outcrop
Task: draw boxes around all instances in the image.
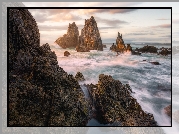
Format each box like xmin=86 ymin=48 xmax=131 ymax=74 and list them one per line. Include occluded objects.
xmin=149 ymin=62 xmax=160 ymax=65
xmin=110 ymin=32 xmax=133 ymax=54
xmin=116 ymin=32 xmax=126 ymax=53
xmin=103 ymin=45 xmax=107 ymax=48
xmin=55 ymin=22 xmax=79 ymax=48
xmin=135 ymin=45 xmax=158 ymax=53
xmin=86 ymin=74 xmax=157 ymax=126
xmin=75 ymin=72 xmax=85 ymax=81
xmin=159 ymin=48 xmax=171 ymax=56
xmin=64 ymin=51 xmax=70 ymax=57
xmin=76 ymin=45 xmax=90 ymax=52
xmin=9 ymin=9 xmax=89 ymax=126
xmin=78 ymin=16 xmax=103 ymax=51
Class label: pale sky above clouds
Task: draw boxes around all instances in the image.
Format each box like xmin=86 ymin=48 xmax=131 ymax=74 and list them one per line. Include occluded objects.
xmin=23 ymin=2 xmax=178 ymax=45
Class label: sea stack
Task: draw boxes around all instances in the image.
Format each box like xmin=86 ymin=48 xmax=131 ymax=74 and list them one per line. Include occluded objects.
xmin=77 ymin=16 xmax=103 ymax=51
xmin=110 ymin=32 xmax=132 ymax=53
xmin=55 ymin=22 xmax=79 ymax=48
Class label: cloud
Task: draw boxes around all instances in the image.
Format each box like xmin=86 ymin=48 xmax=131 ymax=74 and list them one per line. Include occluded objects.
xmin=38 ymin=23 xmax=84 ymax=31
xmin=23 ymin=2 xmax=142 ymax=7
xmin=156 ymin=18 xmax=170 ymax=20
xmin=160 ymin=35 xmax=171 ymax=38
xmin=151 ymin=24 xmax=171 ymax=28
xmin=78 ymin=9 xmax=138 ymax=15
xmin=98 ymin=26 xmax=117 ymax=30
xmin=38 ymin=25 xmax=68 ymax=31
xmin=95 ymin=16 xmax=128 ymax=27
xmin=28 ymin=9 xmax=81 ymax=23
xmin=125 ymin=32 xmax=155 ymax=36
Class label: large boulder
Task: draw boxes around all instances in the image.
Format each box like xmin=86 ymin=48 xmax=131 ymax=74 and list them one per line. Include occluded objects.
xmin=55 ymin=22 xmax=79 ymax=48
xmin=9 ymin=9 xmax=89 ymax=126
xmin=86 ymin=74 xmax=158 ymax=126
xmin=79 ymin=16 xmax=103 ymax=51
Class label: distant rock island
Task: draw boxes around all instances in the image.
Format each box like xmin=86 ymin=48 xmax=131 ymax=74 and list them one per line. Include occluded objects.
xmin=55 ymin=16 xmax=103 ymax=52
xmin=110 ymin=32 xmax=132 ymax=53
xmin=77 ymin=16 xmax=103 ymax=51
xmin=55 ymin=22 xmax=79 ymax=48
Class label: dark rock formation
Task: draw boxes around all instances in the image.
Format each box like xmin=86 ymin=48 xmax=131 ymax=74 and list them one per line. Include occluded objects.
xmin=9 ymin=9 xmax=89 ymax=126
xmin=75 ymin=72 xmax=85 ymax=81
xmin=103 ymin=45 xmax=107 ymax=48
xmin=149 ymin=62 xmax=160 ymax=65
xmin=132 ymin=51 xmax=141 ymax=55
xmin=64 ymin=51 xmax=70 ymax=57
xmin=55 ymin=22 xmax=79 ymax=48
xmin=159 ymin=48 xmax=171 ymax=56
xmin=86 ymin=74 xmax=157 ymax=126
xmin=126 ymin=44 xmax=132 ymax=52
xmin=116 ymin=32 xmax=126 ymax=53
xmin=110 ymin=32 xmax=133 ymax=54
xmin=78 ymin=16 xmax=103 ymax=51
xmin=110 ymin=43 xmax=117 ymax=52
xmin=76 ymin=45 xmax=90 ymax=52
xmin=135 ymin=45 xmax=158 ymax=53
xmin=164 ymin=105 xmax=171 ymax=117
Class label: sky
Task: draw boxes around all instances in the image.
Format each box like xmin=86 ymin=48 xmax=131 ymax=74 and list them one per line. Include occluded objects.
xmin=23 ymin=2 xmax=179 ymax=45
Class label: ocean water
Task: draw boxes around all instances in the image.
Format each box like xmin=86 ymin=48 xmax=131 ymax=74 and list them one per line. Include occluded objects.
xmin=50 ymin=43 xmax=171 ymax=126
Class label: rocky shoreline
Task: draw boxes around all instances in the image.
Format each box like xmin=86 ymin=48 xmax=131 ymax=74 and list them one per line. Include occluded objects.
xmin=8 ymin=9 xmax=170 ymax=126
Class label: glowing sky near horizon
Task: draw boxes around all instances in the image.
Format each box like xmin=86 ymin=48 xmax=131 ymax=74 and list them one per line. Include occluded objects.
xmin=23 ymin=2 xmax=179 ymax=45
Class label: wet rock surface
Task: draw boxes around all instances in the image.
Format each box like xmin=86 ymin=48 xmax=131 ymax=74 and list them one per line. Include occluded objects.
xmin=55 ymin=22 xmax=79 ymax=48
xmin=77 ymin=16 xmax=103 ymax=51
xmin=159 ymin=48 xmax=171 ymax=56
xmin=64 ymin=51 xmax=70 ymax=57
xmin=75 ymin=72 xmax=85 ymax=81
xmin=9 ymin=9 xmax=89 ymax=126
xmin=103 ymin=45 xmax=107 ymax=48
xmin=86 ymin=74 xmax=158 ymax=126
xmin=135 ymin=45 xmax=158 ymax=53
xmin=149 ymin=62 xmax=160 ymax=65
xmin=110 ymin=32 xmax=133 ymax=54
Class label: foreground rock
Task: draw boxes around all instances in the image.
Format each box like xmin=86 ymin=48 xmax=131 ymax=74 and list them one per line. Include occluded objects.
xmin=75 ymin=72 xmax=85 ymax=81
xmin=64 ymin=51 xmax=70 ymax=57
xmin=164 ymin=105 xmax=171 ymax=117
xmin=9 ymin=9 xmax=89 ymax=126
xmin=55 ymin=22 xmax=79 ymax=48
xmin=77 ymin=16 xmax=103 ymax=51
xmin=86 ymin=74 xmax=157 ymax=126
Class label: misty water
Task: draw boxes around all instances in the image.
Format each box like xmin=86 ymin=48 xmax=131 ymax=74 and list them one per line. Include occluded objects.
xmin=50 ymin=43 xmax=171 ymax=126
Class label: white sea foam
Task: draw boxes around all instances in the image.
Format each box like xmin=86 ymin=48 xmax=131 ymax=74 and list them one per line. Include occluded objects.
xmin=50 ymin=43 xmax=172 ymax=126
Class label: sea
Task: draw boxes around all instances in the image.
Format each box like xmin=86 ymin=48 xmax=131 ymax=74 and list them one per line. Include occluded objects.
xmin=50 ymin=43 xmax=172 ymax=127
